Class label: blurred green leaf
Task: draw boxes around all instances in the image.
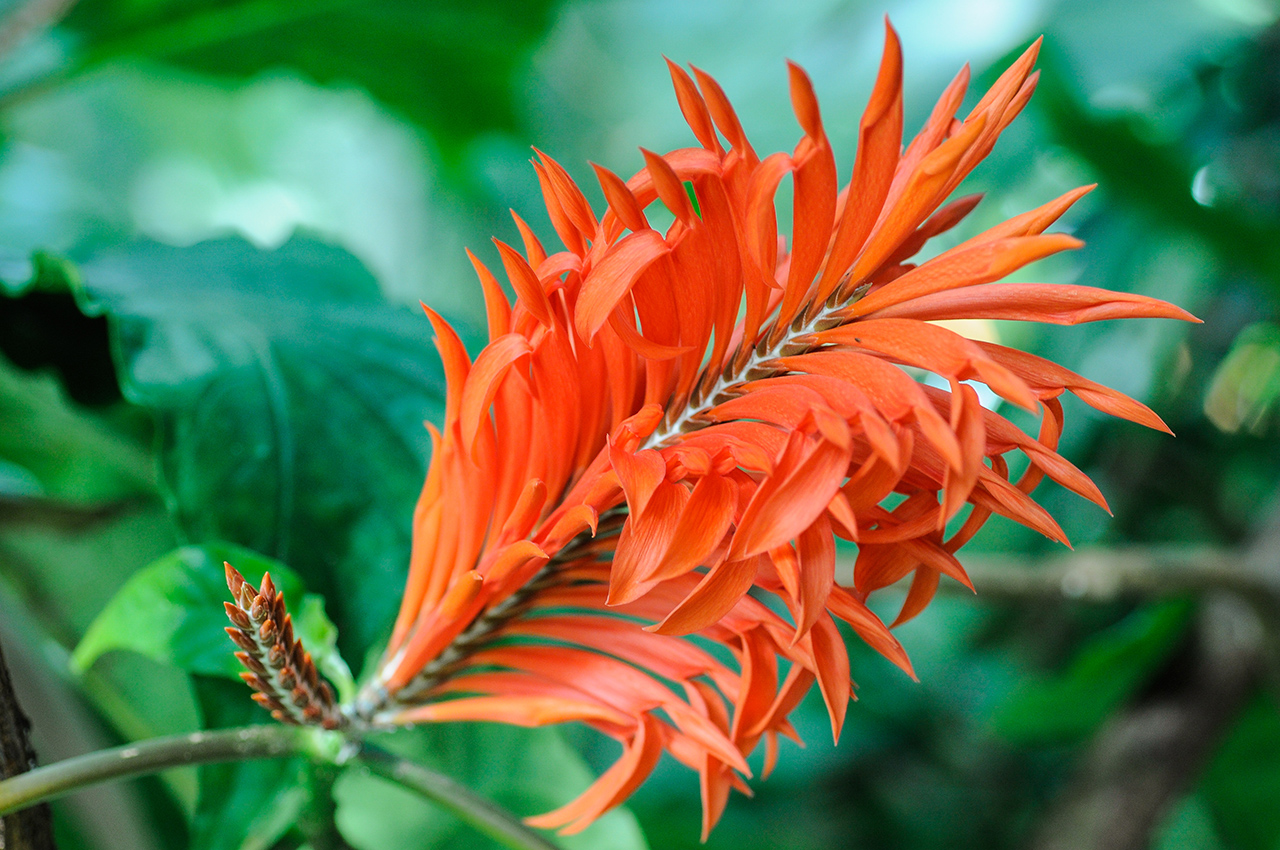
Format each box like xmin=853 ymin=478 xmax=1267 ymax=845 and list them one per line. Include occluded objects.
xmin=991 ymin=600 xmax=1192 ymax=743
xmin=190 ymin=676 xmax=311 ymax=850
xmin=1204 ymin=322 xmax=1280 ymax=436
xmin=0 ymin=353 xmax=153 ymax=503
xmin=71 ymin=542 xmax=349 ymax=694
xmin=335 ymin=724 xmax=648 ymax=850
xmin=59 ymin=235 xmax=446 ymax=660
xmin=1153 ymin=793 xmax=1227 ymax=850
xmin=52 ymin=0 xmax=558 ymax=174
xmin=1201 ymin=692 xmax=1280 ymax=850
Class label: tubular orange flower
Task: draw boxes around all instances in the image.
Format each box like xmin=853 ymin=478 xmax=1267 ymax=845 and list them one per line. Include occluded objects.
xmin=354 ymin=25 xmax=1198 ymax=837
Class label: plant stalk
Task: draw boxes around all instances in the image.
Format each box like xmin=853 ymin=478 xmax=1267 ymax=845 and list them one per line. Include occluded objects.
xmin=357 ymin=742 xmax=562 ymax=850
xmin=0 ymin=725 xmax=307 ymax=815
xmin=0 ymin=725 xmax=562 ymax=850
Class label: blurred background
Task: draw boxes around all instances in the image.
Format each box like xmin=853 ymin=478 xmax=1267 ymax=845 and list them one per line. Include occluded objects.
xmin=0 ymin=0 xmax=1278 ymax=848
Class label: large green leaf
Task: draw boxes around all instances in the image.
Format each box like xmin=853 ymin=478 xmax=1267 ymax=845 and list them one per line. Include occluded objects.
xmin=72 ymin=542 xmax=350 ymax=697
xmin=62 ymin=235 xmax=447 ymax=660
xmin=335 ymin=724 xmax=648 ymax=850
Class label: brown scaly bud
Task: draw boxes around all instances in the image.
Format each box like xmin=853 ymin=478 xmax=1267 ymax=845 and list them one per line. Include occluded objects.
xmin=225 ymin=562 xmax=245 ymax=597
xmin=224 ymin=602 xmax=252 ymax=631
xmin=235 ymin=650 xmax=269 ymax=676
xmin=225 ymin=626 xmax=256 ymax=652
xmin=222 ymin=561 xmax=346 ymax=729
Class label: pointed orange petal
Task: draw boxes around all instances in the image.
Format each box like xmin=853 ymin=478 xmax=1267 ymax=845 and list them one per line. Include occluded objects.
xmin=526 ymin=715 xmax=664 ymax=834
xmin=607 ymin=443 xmax=666 ymax=520
xmin=893 ymin=567 xmax=940 ymax=627
xmin=867 ymin=283 xmax=1201 ymax=325
xmin=650 ymin=474 xmax=737 ymax=582
xmin=459 ymin=333 xmax=532 ymax=462
xmin=498 ymin=478 xmax=547 ymax=541
xmin=594 ymin=163 xmax=649 ymax=233
xmin=495 ymin=239 xmax=554 ymax=327
xmin=816 ymin=318 xmax=1037 ymax=411
xmin=511 ymin=208 xmax=549 ymax=267
xmin=609 ymin=480 xmax=689 ymax=604
xmin=397 ymin=694 xmax=630 ymax=728
xmin=420 ymin=303 xmax=470 ymax=425
xmin=792 ymin=516 xmax=836 ymax=640
xmin=642 ymin=148 xmax=697 ymax=225
xmin=849 ymin=234 xmax=1083 ymax=319
xmin=485 ymin=540 xmax=549 ymax=584
xmin=650 ymin=555 xmax=762 ymax=635
xmin=978 ymin=342 xmax=1172 ymax=433
xmin=808 ymin=613 xmax=851 ymax=741
xmin=667 ymin=59 xmax=721 ymax=152
xmin=466 ymin=249 xmax=511 ymax=341
xmin=815 ymin=20 xmax=903 ymax=302
xmin=731 ymin=432 xmax=850 ymax=559
xmin=533 ymin=148 xmax=599 ymax=240
xmin=575 ymin=230 xmax=671 ymax=341
xmin=827 ymin=586 xmax=915 ymax=677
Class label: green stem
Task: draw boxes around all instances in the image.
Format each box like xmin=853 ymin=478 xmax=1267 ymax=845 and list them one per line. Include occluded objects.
xmin=0 ymin=725 xmax=307 ymax=815
xmin=357 ymin=742 xmax=562 ymax=850
xmin=0 ymin=724 xmax=561 ymax=850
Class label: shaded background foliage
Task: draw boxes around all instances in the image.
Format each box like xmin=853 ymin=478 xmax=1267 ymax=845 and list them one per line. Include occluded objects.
xmin=0 ymin=0 xmax=1277 ymax=848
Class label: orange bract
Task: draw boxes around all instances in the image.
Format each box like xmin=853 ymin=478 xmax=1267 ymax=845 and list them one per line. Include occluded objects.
xmin=357 ymin=24 xmax=1197 ymax=837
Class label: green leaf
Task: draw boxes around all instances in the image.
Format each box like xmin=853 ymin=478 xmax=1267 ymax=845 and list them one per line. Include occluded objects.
xmin=1201 ymin=692 xmax=1280 ymax=850
xmin=190 ymin=676 xmax=311 ymax=850
xmin=52 ymin=0 xmax=559 ymax=174
xmin=991 ymin=599 xmax=1192 ymax=743
xmin=1153 ymin=793 xmax=1226 ymax=850
xmin=0 ymin=353 xmax=153 ymax=503
xmin=1204 ymin=322 xmax=1280 ymax=436
xmin=63 ymin=235 xmax=447 ymax=660
xmin=72 ymin=542 xmax=351 ymax=698
xmin=335 ymin=724 xmax=648 ymax=850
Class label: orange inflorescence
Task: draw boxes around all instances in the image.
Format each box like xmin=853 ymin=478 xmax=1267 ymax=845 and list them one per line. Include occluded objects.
xmin=224 ymin=563 xmax=344 ymax=731
xmin=361 ymin=25 xmax=1197 ymax=836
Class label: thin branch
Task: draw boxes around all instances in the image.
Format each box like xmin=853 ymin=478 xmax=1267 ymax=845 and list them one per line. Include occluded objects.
xmin=357 ymin=742 xmax=562 ymax=850
xmin=949 ymin=546 xmax=1262 ymax=604
xmin=0 ymin=725 xmax=308 ymax=817
xmin=0 ymin=726 xmax=561 ymax=850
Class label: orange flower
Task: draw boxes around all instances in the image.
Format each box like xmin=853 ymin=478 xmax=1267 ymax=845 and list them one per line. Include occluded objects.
xmin=356 ymin=25 xmax=1197 ymax=836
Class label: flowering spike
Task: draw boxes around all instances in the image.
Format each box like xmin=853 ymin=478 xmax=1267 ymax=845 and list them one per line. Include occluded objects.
xmin=355 ymin=33 xmax=1198 ymax=837
xmin=223 ymin=562 xmax=344 ymax=730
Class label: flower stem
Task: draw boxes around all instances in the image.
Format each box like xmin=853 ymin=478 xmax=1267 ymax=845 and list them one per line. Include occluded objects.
xmin=0 ymin=725 xmax=562 ymax=850
xmin=0 ymin=725 xmax=308 ymax=815
xmin=356 ymin=741 xmax=562 ymax=850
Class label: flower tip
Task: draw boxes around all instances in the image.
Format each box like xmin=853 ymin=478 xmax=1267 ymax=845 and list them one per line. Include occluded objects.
xmin=224 ymin=561 xmax=244 ymax=595
xmin=786 ymin=61 xmax=824 ymax=140
xmin=880 ymin=14 xmax=902 ymax=48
